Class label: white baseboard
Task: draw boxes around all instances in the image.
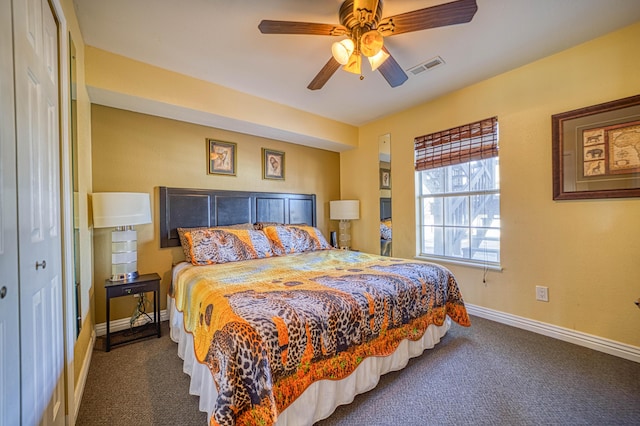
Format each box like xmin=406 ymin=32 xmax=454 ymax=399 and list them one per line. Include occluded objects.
xmin=466 ymin=304 xmax=640 ymax=364
xmin=74 ymin=329 xmax=96 ymax=421
xmin=95 ymin=309 xmax=169 ymax=336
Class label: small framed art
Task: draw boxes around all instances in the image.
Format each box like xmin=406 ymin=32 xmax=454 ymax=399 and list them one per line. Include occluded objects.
xmin=262 ymin=148 xmax=285 ymax=180
xmin=208 ymin=139 xmax=236 ymax=176
xmin=380 ymin=168 xmax=391 ymax=189
xmin=551 ymin=94 xmax=640 ymax=200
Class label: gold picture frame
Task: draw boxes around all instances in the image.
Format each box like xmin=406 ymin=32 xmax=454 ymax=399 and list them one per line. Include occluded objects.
xmin=262 ymin=148 xmax=285 ymax=180
xmin=552 ymin=94 xmax=640 ymax=200
xmin=380 ymin=168 xmax=391 ymax=189
xmin=208 ymin=139 xmax=237 ymax=176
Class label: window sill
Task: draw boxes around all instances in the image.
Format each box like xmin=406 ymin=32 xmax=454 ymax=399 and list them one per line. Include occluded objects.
xmin=414 ymin=255 xmax=503 ymax=272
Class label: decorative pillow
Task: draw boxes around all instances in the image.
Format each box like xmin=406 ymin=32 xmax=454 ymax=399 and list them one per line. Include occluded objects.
xmin=380 ymin=219 xmax=392 ymax=240
xmin=177 ymin=224 xmax=255 ymax=262
xmin=263 ymin=225 xmax=332 ymax=254
xmin=177 ymin=227 xmax=208 ymax=262
xmin=253 ymin=222 xmax=284 ymax=231
xmin=223 ymin=223 xmax=255 ymax=230
xmin=182 ymin=228 xmax=279 ymax=265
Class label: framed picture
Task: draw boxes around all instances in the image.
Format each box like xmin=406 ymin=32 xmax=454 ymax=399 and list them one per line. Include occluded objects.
xmin=552 ymin=94 xmax=640 ymax=200
xmin=380 ymin=168 xmax=391 ymax=189
xmin=262 ymin=148 xmax=285 ymax=180
xmin=208 ymin=139 xmax=236 ymax=176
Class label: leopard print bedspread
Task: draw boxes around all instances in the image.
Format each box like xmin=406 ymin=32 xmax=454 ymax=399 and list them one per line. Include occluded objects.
xmin=171 ymin=250 xmax=470 ymax=426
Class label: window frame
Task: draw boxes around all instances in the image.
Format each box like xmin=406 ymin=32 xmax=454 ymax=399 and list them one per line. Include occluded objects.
xmin=414 ymin=117 xmax=501 ymax=270
xmin=416 ymin=159 xmax=501 ymax=269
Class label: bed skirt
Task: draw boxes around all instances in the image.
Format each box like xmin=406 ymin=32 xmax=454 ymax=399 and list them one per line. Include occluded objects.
xmin=169 ymin=296 xmax=451 ymax=425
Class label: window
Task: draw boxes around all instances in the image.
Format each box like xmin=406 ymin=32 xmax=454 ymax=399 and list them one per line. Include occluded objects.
xmin=415 ymin=117 xmax=500 ymax=266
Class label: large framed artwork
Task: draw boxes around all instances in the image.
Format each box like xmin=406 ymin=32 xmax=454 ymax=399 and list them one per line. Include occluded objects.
xmin=552 ymin=94 xmax=640 ymax=200
xmin=208 ymin=139 xmax=237 ymax=176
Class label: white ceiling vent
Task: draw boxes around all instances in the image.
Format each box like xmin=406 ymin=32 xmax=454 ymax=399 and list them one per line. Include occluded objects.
xmin=407 ymin=56 xmax=445 ymax=76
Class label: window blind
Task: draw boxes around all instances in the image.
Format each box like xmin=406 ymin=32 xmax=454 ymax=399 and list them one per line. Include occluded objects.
xmin=414 ymin=117 xmax=498 ymax=171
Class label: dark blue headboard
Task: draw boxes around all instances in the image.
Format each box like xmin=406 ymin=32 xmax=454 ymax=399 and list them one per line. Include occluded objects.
xmin=159 ymin=186 xmax=316 ymax=248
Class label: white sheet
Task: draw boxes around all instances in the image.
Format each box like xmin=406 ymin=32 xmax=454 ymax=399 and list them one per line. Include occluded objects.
xmin=169 ymin=261 xmax=451 ymax=425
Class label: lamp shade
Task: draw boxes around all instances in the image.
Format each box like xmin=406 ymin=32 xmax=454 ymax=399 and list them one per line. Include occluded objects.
xmin=331 ymin=38 xmax=355 ymax=65
xmin=360 ymin=30 xmax=383 ymax=57
xmin=92 ymin=192 xmax=151 ymax=228
xmin=368 ymin=48 xmax=390 ymax=71
xmin=330 ymin=200 xmax=360 ymax=220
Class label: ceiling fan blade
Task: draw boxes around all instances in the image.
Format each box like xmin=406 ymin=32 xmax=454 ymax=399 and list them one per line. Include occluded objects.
xmin=353 ymin=0 xmax=379 ymax=25
xmin=377 ymin=47 xmax=408 ymax=88
xmin=378 ymin=0 xmax=478 ymax=36
xmin=258 ymin=20 xmax=347 ymax=36
xmin=307 ymin=57 xmax=341 ymax=90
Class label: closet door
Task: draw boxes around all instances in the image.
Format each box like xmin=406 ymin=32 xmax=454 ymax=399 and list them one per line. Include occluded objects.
xmin=0 ymin=0 xmax=21 ymax=424
xmin=13 ymin=0 xmax=65 ymax=424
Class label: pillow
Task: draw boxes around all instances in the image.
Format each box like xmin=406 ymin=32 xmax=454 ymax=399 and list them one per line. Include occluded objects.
xmin=182 ymin=228 xmax=279 ymax=265
xmin=177 ymin=223 xmax=257 ymax=262
xmin=218 ymin=223 xmax=256 ymax=230
xmin=263 ymin=225 xmax=332 ymax=254
xmin=183 ymin=228 xmax=275 ymax=265
xmin=254 ymin=222 xmax=309 ymax=230
xmin=177 ymin=227 xmax=208 ymax=262
xmin=380 ymin=219 xmax=392 ymax=240
xmin=253 ymin=221 xmax=284 ymax=231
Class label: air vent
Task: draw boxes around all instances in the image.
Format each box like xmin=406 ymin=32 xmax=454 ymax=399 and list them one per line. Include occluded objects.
xmin=407 ymin=56 xmax=445 ymax=76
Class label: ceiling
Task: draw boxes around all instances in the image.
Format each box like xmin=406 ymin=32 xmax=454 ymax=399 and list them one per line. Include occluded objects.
xmin=73 ymin=0 xmax=640 ymax=129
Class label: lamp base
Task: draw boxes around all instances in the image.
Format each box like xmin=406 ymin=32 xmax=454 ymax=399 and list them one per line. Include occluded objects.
xmin=338 ymin=219 xmax=351 ymax=250
xmin=109 ymin=271 xmax=139 ymax=282
xmin=110 ymin=226 xmax=140 ymax=282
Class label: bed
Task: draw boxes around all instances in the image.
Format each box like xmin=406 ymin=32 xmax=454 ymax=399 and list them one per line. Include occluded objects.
xmin=160 ymin=187 xmax=470 ymax=426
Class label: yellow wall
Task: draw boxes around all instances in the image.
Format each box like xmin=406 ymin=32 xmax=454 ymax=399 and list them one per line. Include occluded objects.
xmin=344 ymin=22 xmax=640 ymax=347
xmin=91 ymin=105 xmax=341 ymax=323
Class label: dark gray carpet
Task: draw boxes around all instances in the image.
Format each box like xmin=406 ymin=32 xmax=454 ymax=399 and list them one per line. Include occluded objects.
xmin=76 ymin=317 xmax=640 ymax=426
xmin=76 ymin=321 xmax=207 ymax=425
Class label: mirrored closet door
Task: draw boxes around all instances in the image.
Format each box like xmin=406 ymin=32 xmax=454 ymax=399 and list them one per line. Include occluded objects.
xmin=379 ymin=134 xmax=392 ymax=256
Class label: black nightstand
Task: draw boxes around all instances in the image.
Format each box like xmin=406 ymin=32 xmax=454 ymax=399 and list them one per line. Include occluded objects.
xmin=104 ymin=273 xmax=161 ymax=352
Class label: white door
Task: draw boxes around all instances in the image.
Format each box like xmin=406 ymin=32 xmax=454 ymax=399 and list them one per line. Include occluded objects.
xmin=0 ymin=0 xmax=21 ymax=424
xmin=13 ymin=0 xmax=65 ymax=424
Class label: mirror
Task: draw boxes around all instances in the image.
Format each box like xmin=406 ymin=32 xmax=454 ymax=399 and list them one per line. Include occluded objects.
xmin=379 ymin=134 xmax=392 ymax=256
xmin=70 ymin=35 xmax=81 ymax=337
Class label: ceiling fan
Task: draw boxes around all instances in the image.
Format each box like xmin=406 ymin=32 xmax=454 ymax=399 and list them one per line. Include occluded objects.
xmin=258 ymin=0 xmax=478 ymax=90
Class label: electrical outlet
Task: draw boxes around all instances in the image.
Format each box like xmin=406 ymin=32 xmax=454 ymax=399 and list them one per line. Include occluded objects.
xmin=536 ymin=286 xmax=549 ymax=302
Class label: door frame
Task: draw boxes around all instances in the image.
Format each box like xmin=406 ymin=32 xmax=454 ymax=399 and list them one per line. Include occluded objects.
xmin=47 ymin=0 xmax=77 ymax=422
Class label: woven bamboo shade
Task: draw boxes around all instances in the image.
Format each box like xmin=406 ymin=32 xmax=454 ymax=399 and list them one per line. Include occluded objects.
xmin=415 ymin=117 xmax=498 ymax=171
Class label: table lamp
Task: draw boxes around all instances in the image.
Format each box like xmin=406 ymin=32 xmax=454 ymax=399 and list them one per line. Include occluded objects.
xmin=92 ymin=192 xmax=151 ymax=281
xmin=330 ymin=200 xmax=360 ymax=250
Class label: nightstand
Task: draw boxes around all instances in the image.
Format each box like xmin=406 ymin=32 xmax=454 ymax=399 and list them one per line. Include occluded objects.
xmin=104 ymin=273 xmax=161 ymax=352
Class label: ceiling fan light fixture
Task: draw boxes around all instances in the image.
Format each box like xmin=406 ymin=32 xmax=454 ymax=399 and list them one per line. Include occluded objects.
xmin=368 ymin=48 xmax=390 ymax=71
xmin=259 ymin=0 xmax=479 ymax=90
xmin=331 ymin=38 xmax=355 ymax=65
xmin=360 ymin=30 xmax=383 ymax=57
xmin=343 ymin=52 xmax=362 ymax=75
